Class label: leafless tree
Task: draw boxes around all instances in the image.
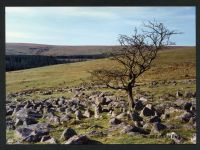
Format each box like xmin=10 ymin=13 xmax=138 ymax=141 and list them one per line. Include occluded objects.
xmin=90 ymin=20 xmax=180 ymax=113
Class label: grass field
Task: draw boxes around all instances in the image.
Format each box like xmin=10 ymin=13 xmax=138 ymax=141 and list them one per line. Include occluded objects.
xmin=6 ymin=47 xmax=196 ymax=94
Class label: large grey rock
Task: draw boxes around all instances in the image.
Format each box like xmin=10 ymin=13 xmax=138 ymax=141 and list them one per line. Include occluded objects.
xmin=94 ymin=105 xmax=101 ymax=118
xmin=116 ymin=112 xmax=127 ymax=119
xmin=105 ymin=97 xmax=112 ymax=105
xmin=190 ymin=133 xmax=196 ymax=144
xmin=23 ymin=117 xmax=38 ymax=125
xmin=180 ymin=112 xmax=193 ymax=123
xmin=60 ymin=114 xmax=72 ymax=124
xmin=14 ymin=109 xmax=39 ymax=126
xmin=83 ymin=109 xmax=93 ymax=118
xmin=58 ymin=107 xmax=66 ymax=112
xmin=120 ymin=125 xmax=134 ymax=134
xmin=22 ymin=125 xmax=50 ymax=143
xmin=120 ymin=125 xmax=149 ymax=135
xmin=161 ymin=113 xmax=170 ymax=120
xmin=132 ymin=111 xmax=143 ymax=121
xmin=40 ymin=135 xmax=57 ymax=144
xmin=60 ymin=128 xmax=77 ymax=140
xmin=14 ymin=118 xmax=23 ymax=126
xmin=6 ymin=120 xmax=15 ymax=130
xmin=22 ymin=134 xmax=40 ymax=142
xmin=143 ymin=123 xmax=152 ymax=131
xmin=151 ymin=122 xmax=167 ymax=134
xmin=65 ymin=135 xmax=89 ymax=144
xmin=184 ymin=91 xmax=194 ymax=98
xmin=40 ymin=135 xmax=52 ymax=142
xmin=32 ymin=123 xmax=52 ymax=132
xmin=183 ymin=102 xmax=192 ymax=112
xmin=154 ymin=104 xmax=166 ymax=116
xmin=139 ymin=97 xmax=148 ymax=103
xmin=166 ymin=132 xmax=182 ymax=144
xmin=75 ymin=110 xmax=83 ymax=120
xmin=109 ymin=118 xmax=121 ymax=125
xmin=65 ymin=108 xmax=72 ymax=114
xmin=15 ymin=127 xmax=33 ymax=139
xmin=65 ymin=135 xmax=101 ymax=144
xmin=101 ymin=106 xmax=110 ymax=113
xmin=176 ymin=91 xmax=183 ymax=98
xmin=17 ymin=123 xmax=51 ymax=142
xmin=87 ymin=130 xmax=107 ymax=137
xmin=134 ymin=100 xmax=144 ymax=111
xmin=58 ymin=97 xmax=65 ymax=105
xmin=15 ymin=108 xmax=42 ymax=119
xmin=6 ymin=108 xmax=14 ymax=116
xmin=149 ymin=116 xmax=161 ymax=123
xmin=140 ymin=104 xmax=156 ymax=117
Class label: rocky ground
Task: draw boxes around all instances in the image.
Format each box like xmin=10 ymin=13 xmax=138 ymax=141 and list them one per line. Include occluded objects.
xmin=6 ymin=79 xmax=196 ymax=144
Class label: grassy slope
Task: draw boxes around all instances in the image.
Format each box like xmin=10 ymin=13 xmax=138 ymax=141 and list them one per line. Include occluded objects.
xmin=6 ymin=43 xmax=115 ymax=56
xmin=6 ymin=47 xmax=196 ymax=93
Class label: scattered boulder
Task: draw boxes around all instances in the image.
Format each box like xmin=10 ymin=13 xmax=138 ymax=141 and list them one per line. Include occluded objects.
xmin=176 ymin=91 xmax=183 ymax=98
xmin=95 ymin=97 xmax=106 ymax=106
xmin=134 ymin=100 xmax=144 ymax=111
xmin=83 ymin=109 xmax=93 ymax=118
xmin=154 ymin=104 xmax=166 ymax=116
xmin=120 ymin=125 xmax=134 ymax=134
xmin=40 ymin=135 xmax=56 ymax=144
xmin=131 ymin=111 xmax=143 ymax=122
xmin=190 ymin=133 xmax=196 ymax=144
xmin=15 ymin=127 xmax=33 ymax=139
xmin=121 ymin=125 xmax=149 ymax=135
xmin=14 ymin=118 xmax=24 ymax=126
xmin=60 ymin=114 xmax=72 ymax=124
xmin=151 ymin=122 xmax=167 ymax=134
xmin=161 ymin=113 xmax=170 ymax=120
xmin=60 ymin=128 xmax=77 ymax=141
xmin=87 ymin=130 xmax=107 ymax=137
xmin=166 ymin=132 xmax=182 ymax=144
xmin=94 ymin=105 xmax=101 ymax=119
xmin=65 ymin=135 xmax=101 ymax=144
xmin=6 ymin=108 xmax=14 ymax=116
xmin=116 ymin=112 xmax=127 ymax=119
xmin=18 ymin=124 xmax=51 ymax=142
xmin=180 ymin=112 xmax=193 ymax=123
xmin=49 ymin=115 xmax=60 ymax=126
xmin=143 ymin=123 xmax=152 ymax=131
xmin=140 ymin=104 xmax=156 ymax=117
xmin=6 ymin=120 xmax=15 ymax=130
xmin=109 ymin=118 xmax=121 ymax=125
xmin=139 ymin=97 xmax=148 ymax=103
xmin=149 ymin=116 xmax=161 ymax=123
xmin=184 ymin=91 xmax=194 ymax=98
xmin=23 ymin=117 xmax=38 ymax=125
xmin=101 ymin=106 xmax=110 ymax=113
xmin=183 ymin=102 xmax=192 ymax=112
xmin=75 ymin=110 xmax=83 ymax=120
xmin=89 ymin=124 xmax=103 ymax=129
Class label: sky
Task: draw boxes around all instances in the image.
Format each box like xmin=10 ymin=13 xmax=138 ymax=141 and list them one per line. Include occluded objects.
xmin=6 ymin=7 xmax=195 ymax=46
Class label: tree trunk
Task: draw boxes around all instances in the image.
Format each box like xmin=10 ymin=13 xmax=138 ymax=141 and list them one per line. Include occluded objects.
xmin=127 ymin=84 xmax=134 ymax=114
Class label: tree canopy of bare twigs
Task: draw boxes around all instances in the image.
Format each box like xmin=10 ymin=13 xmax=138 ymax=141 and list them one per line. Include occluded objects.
xmin=90 ymin=20 xmax=180 ymax=113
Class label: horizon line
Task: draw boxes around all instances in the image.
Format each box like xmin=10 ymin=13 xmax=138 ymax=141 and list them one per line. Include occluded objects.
xmin=6 ymin=42 xmax=196 ymax=47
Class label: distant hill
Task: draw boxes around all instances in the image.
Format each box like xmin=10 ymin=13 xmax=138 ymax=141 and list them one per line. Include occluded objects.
xmin=6 ymin=43 xmax=117 ymax=56
xmin=6 ymin=43 xmax=194 ymax=56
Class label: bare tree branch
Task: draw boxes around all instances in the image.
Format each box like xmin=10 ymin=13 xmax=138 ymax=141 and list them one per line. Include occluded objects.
xmin=90 ymin=20 xmax=181 ymax=112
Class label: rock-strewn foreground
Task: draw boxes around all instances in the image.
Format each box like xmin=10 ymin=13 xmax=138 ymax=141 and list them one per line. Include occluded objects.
xmin=6 ymin=79 xmax=196 ymax=144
